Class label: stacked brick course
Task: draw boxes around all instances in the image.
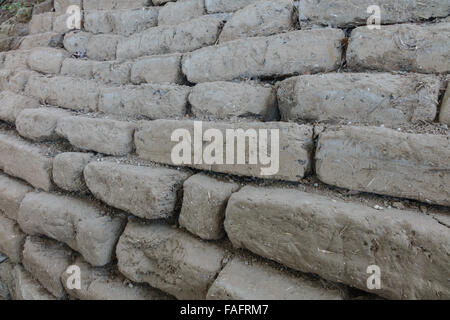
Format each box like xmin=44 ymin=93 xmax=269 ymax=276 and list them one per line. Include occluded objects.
xmin=0 ymin=0 xmax=449 ymax=300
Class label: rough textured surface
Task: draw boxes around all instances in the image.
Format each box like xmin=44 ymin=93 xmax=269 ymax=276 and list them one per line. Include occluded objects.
xmin=25 ymin=75 xmax=100 ymax=112
xmin=61 ymin=257 xmax=172 ymax=300
xmin=83 ymin=0 xmax=150 ymax=10
xmin=182 ymin=29 xmax=344 ymax=83
xmin=0 ymin=132 xmax=53 ymax=191
xmin=27 ymin=47 xmax=69 ymax=74
xmin=439 ymin=83 xmax=450 ymax=125
xmin=0 ymin=173 xmax=32 ymax=221
xmin=225 ymin=186 xmax=450 ymax=299
xmin=1 ymin=0 xmax=449 ymax=301
xmin=22 ymin=236 xmax=72 ymax=299
xmin=207 ymin=257 xmax=343 ymax=300
xmin=86 ymin=34 xmax=122 ymax=61
xmin=205 ymin=0 xmax=260 ymax=13
xmin=116 ymin=221 xmax=227 ymax=300
xmin=316 ymin=126 xmax=450 ymax=206
xmin=116 ymin=15 xmax=223 ymax=60
xmin=84 ymin=161 xmax=191 ymax=220
xmin=179 ymin=174 xmax=239 ymax=240
xmin=61 ymin=58 xmax=132 ymax=85
xmin=135 ymin=120 xmax=314 ymax=182
xmin=189 ymin=81 xmax=277 ymax=120
xmin=99 ymin=84 xmax=190 ymax=119
xmin=158 ymin=0 xmax=204 ymax=26
xmin=52 ymin=152 xmax=93 ymax=192
xmin=0 ymin=90 xmax=40 ymax=123
xmin=277 ymin=73 xmax=441 ymax=125
xmin=0 ymin=261 xmax=14 ymax=300
xmin=219 ymin=0 xmax=295 ymax=42
xmin=298 ymin=0 xmax=450 ymax=28
xmin=16 ymin=107 xmax=72 ymax=141
xmin=12 ymin=265 xmax=56 ymax=300
xmin=63 ymin=31 xmax=91 ymax=55
xmin=131 ymin=54 xmax=183 ymax=85
xmin=84 ymin=8 xmax=159 ymax=36
xmin=347 ymin=23 xmax=450 ymax=74
xmin=0 ymin=213 xmax=26 ymax=263
xmin=56 ymin=116 xmax=136 ymax=156
xmin=18 ymin=192 xmax=126 ymax=266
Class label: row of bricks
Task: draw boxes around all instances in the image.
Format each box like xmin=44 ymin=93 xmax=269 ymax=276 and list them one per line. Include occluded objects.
xmin=0 ymin=110 xmax=449 ymax=207
xmin=31 ymin=0 xmax=450 ymax=38
xmin=0 ymin=165 xmax=448 ymax=299
xmin=0 ymin=171 xmax=348 ymax=300
xmin=2 ymin=49 xmax=449 ymax=125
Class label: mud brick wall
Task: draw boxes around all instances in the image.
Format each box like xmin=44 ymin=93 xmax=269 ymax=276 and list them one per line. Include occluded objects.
xmin=0 ymin=0 xmax=449 ymax=300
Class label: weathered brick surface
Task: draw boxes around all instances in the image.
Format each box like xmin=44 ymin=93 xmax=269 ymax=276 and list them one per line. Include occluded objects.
xmin=205 ymin=0 xmax=261 ymax=13
xmin=83 ymin=0 xmax=150 ymax=10
xmin=277 ymin=73 xmax=441 ymax=125
xmin=61 ymin=58 xmax=132 ymax=85
xmin=0 ymin=132 xmax=53 ymax=191
xmin=61 ymin=257 xmax=172 ymax=300
xmin=298 ymin=0 xmax=450 ymax=28
xmin=135 ymin=120 xmax=313 ymax=182
xmin=52 ymin=152 xmax=93 ymax=192
xmin=60 ymin=58 xmax=94 ymax=79
xmin=0 ymin=69 xmax=39 ymax=94
xmin=99 ymin=84 xmax=190 ymax=119
xmin=2 ymin=0 xmax=449 ymax=301
xmin=0 ymin=213 xmax=26 ymax=263
xmin=0 ymin=261 xmax=14 ymax=300
xmin=8 ymin=70 xmax=40 ymax=94
xmin=0 ymin=91 xmax=39 ymax=123
xmin=87 ymin=34 xmax=123 ymax=61
xmin=131 ymin=54 xmax=183 ymax=85
xmin=2 ymin=50 xmax=30 ymax=70
xmin=440 ymin=83 xmax=450 ymax=125
xmin=18 ymin=192 xmax=126 ymax=266
xmin=28 ymin=13 xmax=54 ymax=34
xmin=116 ymin=15 xmax=222 ymax=60
xmin=27 ymin=47 xmax=69 ymax=74
xmin=18 ymin=32 xmax=61 ymax=50
xmin=158 ymin=0 xmax=205 ymax=26
xmin=56 ymin=116 xmax=136 ymax=156
xmin=219 ymin=0 xmax=294 ymax=43
xmin=316 ymin=126 xmax=450 ymax=206
xmin=179 ymin=174 xmax=239 ymax=240
xmin=117 ymin=221 xmax=227 ymax=299
xmin=63 ymin=31 xmax=91 ymax=55
xmin=207 ymin=257 xmax=343 ymax=300
xmin=225 ymin=186 xmax=450 ymax=299
xmin=110 ymin=8 xmax=159 ymax=36
xmin=0 ymin=173 xmax=32 ymax=221
xmin=16 ymin=108 xmax=72 ymax=142
xmin=12 ymin=265 xmax=56 ymax=300
xmin=22 ymin=236 xmax=72 ymax=299
xmin=189 ymin=81 xmax=277 ymax=120
xmin=182 ymin=29 xmax=344 ymax=83
xmin=85 ymin=9 xmax=159 ymax=36
xmin=84 ymin=161 xmax=192 ymax=219
xmin=347 ymin=23 xmax=450 ymax=74
xmin=25 ymin=75 xmax=99 ymax=112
